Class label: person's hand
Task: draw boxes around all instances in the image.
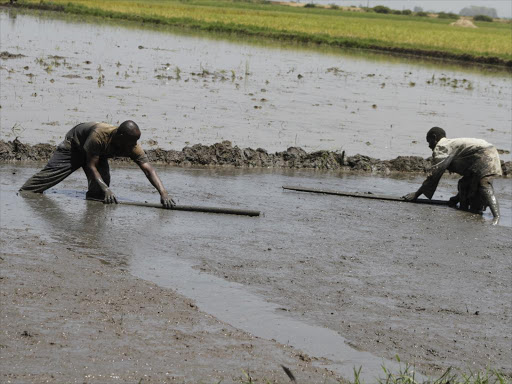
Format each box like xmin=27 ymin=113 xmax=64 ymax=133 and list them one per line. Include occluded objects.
xmin=402 ymin=192 xmax=418 ymax=202
xmin=161 ymin=193 xmax=176 ymax=209
xmin=104 ymin=189 xmax=118 ymax=204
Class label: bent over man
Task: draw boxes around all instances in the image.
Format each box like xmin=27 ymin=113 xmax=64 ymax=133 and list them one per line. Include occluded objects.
xmin=403 ymin=127 xmax=502 ymax=224
xmin=20 ymin=120 xmax=175 ymax=208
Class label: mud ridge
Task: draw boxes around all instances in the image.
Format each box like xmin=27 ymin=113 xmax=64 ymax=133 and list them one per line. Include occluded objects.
xmin=2 ymin=139 xmax=511 ymax=175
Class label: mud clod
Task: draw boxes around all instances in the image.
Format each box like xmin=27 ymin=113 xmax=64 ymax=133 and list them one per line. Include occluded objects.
xmin=0 ymin=51 xmax=25 ymax=60
xmin=1 ymin=139 xmax=510 ymax=176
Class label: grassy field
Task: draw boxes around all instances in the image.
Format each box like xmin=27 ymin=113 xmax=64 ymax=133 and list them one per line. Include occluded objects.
xmin=5 ymin=0 xmax=512 ymax=65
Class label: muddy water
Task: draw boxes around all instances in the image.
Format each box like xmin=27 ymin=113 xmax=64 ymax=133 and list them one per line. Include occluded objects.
xmin=1 ymin=9 xmax=511 ymax=161
xmin=1 ymin=165 xmax=511 ymax=378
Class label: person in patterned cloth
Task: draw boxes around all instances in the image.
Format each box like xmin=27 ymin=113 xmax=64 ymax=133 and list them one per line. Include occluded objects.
xmin=403 ymin=127 xmax=502 ymax=224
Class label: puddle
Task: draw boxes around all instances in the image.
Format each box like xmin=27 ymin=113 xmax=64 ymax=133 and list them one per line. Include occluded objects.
xmin=1 ymin=9 xmax=511 ymax=161
xmin=1 ymin=164 xmax=511 ymax=378
xmin=132 ymin=246 xmax=405 ymax=381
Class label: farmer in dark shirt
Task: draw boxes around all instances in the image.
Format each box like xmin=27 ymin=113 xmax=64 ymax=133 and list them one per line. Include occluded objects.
xmin=20 ymin=120 xmax=175 ymax=208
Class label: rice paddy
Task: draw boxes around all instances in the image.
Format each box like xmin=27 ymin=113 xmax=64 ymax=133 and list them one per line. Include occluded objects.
xmin=6 ymin=0 xmax=512 ymax=65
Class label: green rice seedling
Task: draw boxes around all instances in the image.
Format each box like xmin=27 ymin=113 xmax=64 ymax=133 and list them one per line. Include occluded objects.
xmin=245 ymin=60 xmax=250 ymax=76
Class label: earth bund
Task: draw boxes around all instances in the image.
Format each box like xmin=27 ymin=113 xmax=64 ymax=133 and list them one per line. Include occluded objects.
xmin=2 ymin=139 xmax=511 ymax=176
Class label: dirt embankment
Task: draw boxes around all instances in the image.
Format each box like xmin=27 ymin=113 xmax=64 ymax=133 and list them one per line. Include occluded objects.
xmin=1 ymin=139 xmax=511 ymax=176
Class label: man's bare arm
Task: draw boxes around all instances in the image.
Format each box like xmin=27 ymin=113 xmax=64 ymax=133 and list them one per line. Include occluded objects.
xmin=85 ymin=155 xmax=118 ymax=204
xmin=138 ymin=162 xmax=176 ymax=208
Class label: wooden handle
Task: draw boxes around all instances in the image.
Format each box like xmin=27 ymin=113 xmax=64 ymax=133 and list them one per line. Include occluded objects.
xmin=87 ymin=198 xmax=260 ymax=216
xmin=282 ymin=185 xmax=449 ymax=206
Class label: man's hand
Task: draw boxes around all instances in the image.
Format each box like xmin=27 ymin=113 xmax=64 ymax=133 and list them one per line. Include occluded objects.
xmin=104 ymin=189 xmax=118 ymax=204
xmin=402 ymin=192 xmax=418 ymax=202
xmin=161 ymin=193 xmax=176 ymax=209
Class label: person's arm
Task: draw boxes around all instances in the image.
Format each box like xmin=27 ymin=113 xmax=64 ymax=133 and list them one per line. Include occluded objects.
xmin=138 ymin=162 xmax=176 ymax=208
xmin=403 ymin=185 xmax=426 ymax=201
xmin=85 ymin=154 xmax=118 ymax=204
xmin=402 ymin=154 xmax=454 ymax=201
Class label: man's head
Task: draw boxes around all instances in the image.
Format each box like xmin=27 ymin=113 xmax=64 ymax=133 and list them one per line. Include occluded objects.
xmin=112 ymin=120 xmax=141 ymax=153
xmin=426 ymin=126 xmax=446 ymax=150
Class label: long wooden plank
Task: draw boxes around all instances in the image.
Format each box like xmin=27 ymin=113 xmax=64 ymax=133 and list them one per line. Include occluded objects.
xmin=282 ymin=185 xmax=450 ymax=206
xmin=87 ymin=198 xmax=260 ymax=216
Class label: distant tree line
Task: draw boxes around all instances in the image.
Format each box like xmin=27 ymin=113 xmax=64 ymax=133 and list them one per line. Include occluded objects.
xmin=306 ymin=3 xmax=497 ymax=21
xmin=369 ymin=5 xmax=457 ymax=18
xmin=357 ymin=4 xmax=497 ymax=21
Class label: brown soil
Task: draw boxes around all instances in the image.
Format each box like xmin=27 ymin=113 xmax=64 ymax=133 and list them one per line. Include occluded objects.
xmin=0 ymin=228 xmax=341 ymax=383
xmin=2 ymin=139 xmax=511 ymax=176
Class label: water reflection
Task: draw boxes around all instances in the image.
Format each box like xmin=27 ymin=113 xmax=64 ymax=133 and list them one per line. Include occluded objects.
xmin=20 ymin=190 xmax=130 ymax=266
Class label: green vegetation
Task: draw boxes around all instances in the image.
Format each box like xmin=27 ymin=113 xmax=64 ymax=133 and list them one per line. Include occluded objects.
xmin=437 ymin=12 xmax=459 ymax=19
xmin=372 ymin=5 xmax=391 ymax=14
xmin=4 ymin=0 xmax=512 ymax=66
xmin=239 ymin=363 xmax=510 ymax=384
xmin=350 ymin=364 xmax=510 ymax=384
xmin=474 ymin=15 xmax=494 ymax=22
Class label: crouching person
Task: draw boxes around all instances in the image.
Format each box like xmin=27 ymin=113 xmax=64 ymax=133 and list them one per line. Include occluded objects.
xmin=403 ymin=127 xmax=502 ymax=224
xmin=20 ymin=120 xmax=175 ymax=208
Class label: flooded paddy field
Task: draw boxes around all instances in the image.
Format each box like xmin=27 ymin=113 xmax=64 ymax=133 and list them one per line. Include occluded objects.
xmin=1 ymin=6 xmax=512 ymax=383
xmin=1 ymin=164 xmax=511 ymax=381
xmin=1 ymin=9 xmax=511 ymax=161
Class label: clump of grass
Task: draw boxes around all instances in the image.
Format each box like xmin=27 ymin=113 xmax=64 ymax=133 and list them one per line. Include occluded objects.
xmin=238 ymin=362 xmax=511 ymax=384
xmin=373 ymin=5 xmax=391 ymax=14
xmin=474 ymin=15 xmax=493 ymax=22
xmin=351 ymin=358 xmax=509 ymax=384
xmin=437 ymin=12 xmax=458 ymax=19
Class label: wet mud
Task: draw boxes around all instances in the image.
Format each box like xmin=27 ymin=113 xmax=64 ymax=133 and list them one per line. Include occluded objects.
xmin=2 ymin=138 xmax=511 ymax=176
xmin=1 ymin=165 xmax=511 ymax=382
xmin=0 ymin=228 xmax=340 ymax=384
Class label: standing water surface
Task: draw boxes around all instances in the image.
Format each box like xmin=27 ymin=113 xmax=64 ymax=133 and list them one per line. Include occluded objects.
xmin=1 ymin=9 xmax=511 ymax=160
